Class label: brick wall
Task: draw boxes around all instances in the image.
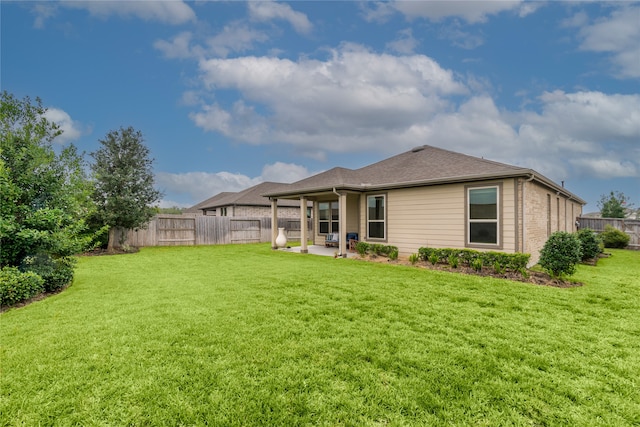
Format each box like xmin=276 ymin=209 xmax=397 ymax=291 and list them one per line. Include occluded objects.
xmin=524 ymin=180 xmax=583 ymax=264
xmin=233 ymin=205 xmax=302 ymax=218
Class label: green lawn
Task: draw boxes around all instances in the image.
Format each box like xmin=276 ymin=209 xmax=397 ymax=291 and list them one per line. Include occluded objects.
xmin=1 ymin=245 xmax=638 ymax=426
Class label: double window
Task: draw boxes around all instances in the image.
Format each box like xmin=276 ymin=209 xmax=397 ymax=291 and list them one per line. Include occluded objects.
xmin=467 ymin=186 xmax=499 ymax=246
xmin=367 ymin=194 xmax=386 ymax=239
xmin=318 ymin=201 xmax=339 ymax=234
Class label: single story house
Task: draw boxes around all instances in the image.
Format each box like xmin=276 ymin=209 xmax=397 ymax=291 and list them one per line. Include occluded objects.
xmin=263 ymin=145 xmax=586 ymax=265
xmin=186 ymin=181 xmax=311 ymax=218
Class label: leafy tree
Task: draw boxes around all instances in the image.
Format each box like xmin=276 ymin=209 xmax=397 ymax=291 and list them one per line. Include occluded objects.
xmin=597 ymin=191 xmax=631 ymax=218
xmin=0 ymin=91 xmax=94 ymax=270
xmin=91 ymin=126 xmax=163 ymax=251
xmin=153 ymin=206 xmax=184 ymax=215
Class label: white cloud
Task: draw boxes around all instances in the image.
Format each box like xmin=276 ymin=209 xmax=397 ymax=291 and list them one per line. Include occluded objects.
xmin=248 ymin=1 xmax=313 ymax=34
xmin=530 ymin=90 xmax=640 ymax=143
xmin=155 ymin=23 xmax=269 ymax=60
xmin=189 ymin=101 xmax=267 ymax=144
xmin=577 ymin=5 xmax=640 ymax=78
xmin=390 ymin=0 xmax=525 ymax=23
xmin=386 ymin=28 xmax=419 ymax=54
xmin=156 ymin=162 xmax=316 ymax=206
xmin=569 ymin=158 xmax=638 ymax=179
xmin=189 ymin=103 xmax=232 ymax=135
xmin=561 ymin=11 xmax=589 ymax=29
xmin=360 ymin=1 xmax=396 ymax=23
xmin=154 ymin=31 xmax=198 ymax=59
xmin=32 ymin=3 xmax=57 ymax=29
xmin=261 ymin=162 xmax=315 ymax=183
xmin=193 ymin=44 xmax=467 ymax=154
xmin=438 ymin=21 xmax=485 ymax=49
xmin=188 ymin=43 xmax=640 ymax=182
xmin=206 ymin=22 xmax=269 ymax=58
xmin=43 ymin=108 xmax=85 ymax=144
xmin=156 ymin=171 xmax=261 ymax=206
xmin=512 ymin=90 xmax=640 ymax=179
xmin=63 ymin=0 xmax=196 ymax=25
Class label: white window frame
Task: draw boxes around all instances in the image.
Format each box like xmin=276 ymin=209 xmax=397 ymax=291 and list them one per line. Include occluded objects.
xmin=467 ymin=185 xmax=500 ymax=247
xmin=367 ymin=194 xmax=386 ymax=240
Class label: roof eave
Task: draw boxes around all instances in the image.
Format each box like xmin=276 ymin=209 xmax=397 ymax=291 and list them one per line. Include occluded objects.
xmin=263 ymin=170 xmax=586 ymax=205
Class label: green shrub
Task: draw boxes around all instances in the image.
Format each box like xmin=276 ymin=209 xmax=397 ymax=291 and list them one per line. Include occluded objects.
xmin=417 ymin=247 xmax=432 ymax=262
xmin=354 ymin=242 xmax=398 ymax=259
xmin=428 ymin=253 xmax=439 ymax=265
xmin=471 ymin=258 xmax=483 ymax=272
xmin=600 ymin=225 xmax=630 ymax=249
xmin=369 ymin=244 xmax=383 ymax=256
xmin=448 ymin=254 xmax=459 ymax=268
xmin=20 ymin=253 xmax=76 ymax=292
xmin=408 ymin=253 xmax=419 ymax=265
xmin=575 ymin=228 xmax=602 ymax=260
xmin=418 ymin=247 xmax=530 ymax=273
xmin=539 ymin=232 xmax=582 ymax=278
xmin=493 ymin=261 xmax=505 ymax=275
xmin=0 ymin=267 xmax=45 ymax=307
xmin=355 ymin=242 xmax=369 ymax=256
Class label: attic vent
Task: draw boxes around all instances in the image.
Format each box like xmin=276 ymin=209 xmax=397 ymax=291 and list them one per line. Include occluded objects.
xmin=411 ymin=145 xmax=425 ymax=153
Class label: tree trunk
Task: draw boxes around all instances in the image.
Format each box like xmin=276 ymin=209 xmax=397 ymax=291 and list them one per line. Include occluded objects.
xmin=107 ymin=227 xmax=118 ymax=253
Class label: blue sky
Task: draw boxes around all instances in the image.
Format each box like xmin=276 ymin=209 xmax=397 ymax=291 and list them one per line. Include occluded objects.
xmin=2 ymin=1 xmax=639 ymax=212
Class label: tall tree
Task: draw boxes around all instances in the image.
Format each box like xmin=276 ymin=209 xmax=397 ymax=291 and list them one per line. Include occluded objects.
xmin=597 ymin=191 xmax=631 ymax=219
xmin=91 ymin=126 xmax=162 ymax=251
xmin=0 ymin=91 xmax=93 ymax=268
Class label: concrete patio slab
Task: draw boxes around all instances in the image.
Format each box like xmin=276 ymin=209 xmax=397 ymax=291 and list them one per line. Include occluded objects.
xmin=277 ymin=245 xmax=359 ymax=258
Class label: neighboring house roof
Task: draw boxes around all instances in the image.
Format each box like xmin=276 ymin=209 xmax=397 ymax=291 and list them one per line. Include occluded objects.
xmin=184 ymin=192 xmax=235 ymax=213
xmin=263 ymin=145 xmax=586 ymax=204
xmin=186 ymin=182 xmax=306 ymax=213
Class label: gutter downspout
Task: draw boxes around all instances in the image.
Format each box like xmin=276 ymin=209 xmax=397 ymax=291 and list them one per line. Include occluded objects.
xmin=522 ymin=174 xmax=535 ymax=255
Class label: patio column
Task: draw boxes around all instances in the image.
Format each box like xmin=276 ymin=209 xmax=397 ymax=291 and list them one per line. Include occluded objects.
xmin=339 ymin=192 xmax=347 ymax=258
xmin=271 ymin=198 xmax=278 ymax=249
xmin=300 ymin=196 xmax=308 ymax=254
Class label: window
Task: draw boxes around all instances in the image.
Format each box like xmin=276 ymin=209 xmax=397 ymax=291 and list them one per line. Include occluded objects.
xmin=318 ymin=201 xmax=339 ymax=234
xmin=367 ymin=195 xmax=385 ymax=239
xmin=468 ymin=186 xmax=499 ymax=245
xmin=220 ymin=207 xmax=228 ymax=216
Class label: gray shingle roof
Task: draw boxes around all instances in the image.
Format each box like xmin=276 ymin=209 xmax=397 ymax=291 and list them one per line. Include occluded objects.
xmin=263 ymin=145 xmax=585 ymax=204
xmin=187 ymin=182 xmax=303 ymax=212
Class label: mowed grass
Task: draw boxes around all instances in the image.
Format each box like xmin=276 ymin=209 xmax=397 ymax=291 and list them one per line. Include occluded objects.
xmin=1 ymin=245 xmax=638 ymax=426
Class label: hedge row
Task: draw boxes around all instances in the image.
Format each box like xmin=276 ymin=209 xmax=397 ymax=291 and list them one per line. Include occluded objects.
xmin=355 ymin=242 xmax=399 ymax=260
xmin=417 ymin=247 xmax=530 ymax=272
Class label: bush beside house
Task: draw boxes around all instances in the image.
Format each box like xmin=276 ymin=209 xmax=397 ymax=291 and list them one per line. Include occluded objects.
xmin=600 ymin=225 xmax=630 ymax=249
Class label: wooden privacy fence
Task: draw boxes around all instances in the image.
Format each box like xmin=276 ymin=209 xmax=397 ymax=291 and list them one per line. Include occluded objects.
xmin=577 ymin=217 xmax=640 ymax=250
xmin=121 ymin=215 xmax=312 ymax=247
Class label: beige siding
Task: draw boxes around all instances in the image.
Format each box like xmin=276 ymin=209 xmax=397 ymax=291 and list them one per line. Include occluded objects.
xmin=304 ymin=179 xmax=583 ymax=264
xmin=360 ymin=180 xmax=518 ymax=257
